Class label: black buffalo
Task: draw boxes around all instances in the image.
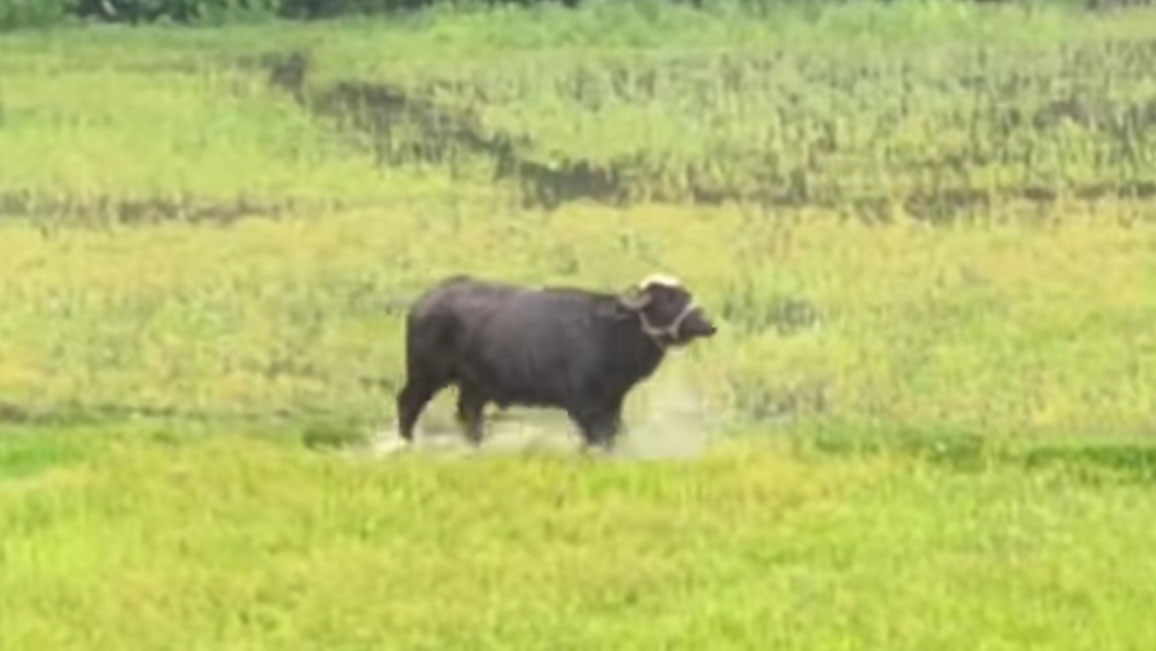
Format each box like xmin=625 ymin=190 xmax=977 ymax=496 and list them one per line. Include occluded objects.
xmin=395 ymin=273 xmax=717 ymax=450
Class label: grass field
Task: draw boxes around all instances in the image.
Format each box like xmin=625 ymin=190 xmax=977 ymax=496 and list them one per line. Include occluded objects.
xmin=3 ymin=0 xmax=1156 ymax=647
xmin=3 ymin=426 xmax=1156 ymax=650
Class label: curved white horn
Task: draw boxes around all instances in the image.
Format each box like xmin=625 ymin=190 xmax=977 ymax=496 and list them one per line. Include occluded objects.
xmin=638 ymin=273 xmax=682 ymax=289
xmin=618 ymin=288 xmax=652 ymax=310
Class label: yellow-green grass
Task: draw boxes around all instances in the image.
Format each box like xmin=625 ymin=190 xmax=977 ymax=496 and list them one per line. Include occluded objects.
xmin=2 ymin=203 xmax=1155 ymax=441
xmin=2 ymin=426 xmax=1156 ymax=650
xmin=0 ymin=56 xmax=460 ymax=219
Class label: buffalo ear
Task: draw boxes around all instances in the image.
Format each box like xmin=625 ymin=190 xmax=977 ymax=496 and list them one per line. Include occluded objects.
xmin=618 ymin=286 xmax=652 ymax=311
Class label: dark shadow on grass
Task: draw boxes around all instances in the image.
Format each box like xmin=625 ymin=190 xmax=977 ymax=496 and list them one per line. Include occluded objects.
xmin=1015 ymin=441 xmax=1156 ymax=484
xmin=798 ymin=424 xmax=990 ymax=471
xmin=793 ymin=422 xmax=1156 ymax=484
xmin=0 ymin=433 xmax=93 ymax=481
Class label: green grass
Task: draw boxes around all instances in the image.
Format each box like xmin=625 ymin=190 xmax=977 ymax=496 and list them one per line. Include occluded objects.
xmin=4 ymin=2 xmax=1156 ymax=647
xmin=0 ymin=53 xmax=444 ymax=219
xmin=3 ymin=427 xmax=1156 ymax=650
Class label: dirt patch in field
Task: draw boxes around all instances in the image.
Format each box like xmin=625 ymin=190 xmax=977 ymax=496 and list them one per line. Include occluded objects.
xmin=357 ymin=376 xmax=720 ymax=460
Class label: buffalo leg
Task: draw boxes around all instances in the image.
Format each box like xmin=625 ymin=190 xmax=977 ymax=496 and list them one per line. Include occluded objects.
xmin=568 ymin=401 xmax=623 ymax=451
xmin=455 ymin=383 xmax=487 ymax=445
xmin=396 ymin=378 xmax=442 ymax=443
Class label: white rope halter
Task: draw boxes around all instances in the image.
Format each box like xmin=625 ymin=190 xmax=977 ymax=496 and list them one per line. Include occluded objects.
xmin=639 ymin=298 xmax=698 ymax=347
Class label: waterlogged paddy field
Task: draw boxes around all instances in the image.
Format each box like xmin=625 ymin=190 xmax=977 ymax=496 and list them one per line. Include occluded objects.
xmin=4 ymin=2 xmax=1156 ymax=648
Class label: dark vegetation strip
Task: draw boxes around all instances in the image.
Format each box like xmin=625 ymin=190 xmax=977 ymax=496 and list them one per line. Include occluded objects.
xmin=1 ymin=0 xmax=1149 ymax=32
xmin=798 ymin=424 xmax=1156 ymax=484
xmin=0 ymin=191 xmax=297 ymax=226
xmin=0 ymin=399 xmax=387 ymax=452
xmin=4 ymin=403 xmax=1156 ymax=485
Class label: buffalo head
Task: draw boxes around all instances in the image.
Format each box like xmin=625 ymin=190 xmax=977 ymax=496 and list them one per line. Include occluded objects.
xmin=618 ymin=273 xmax=717 ymax=347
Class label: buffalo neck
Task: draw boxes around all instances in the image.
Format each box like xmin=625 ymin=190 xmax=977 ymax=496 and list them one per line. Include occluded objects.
xmin=607 ymin=312 xmax=667 ymax=380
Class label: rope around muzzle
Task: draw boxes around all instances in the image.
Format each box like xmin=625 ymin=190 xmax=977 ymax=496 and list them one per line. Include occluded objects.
xmin=638 ymin=300 xmax=698 ymax=348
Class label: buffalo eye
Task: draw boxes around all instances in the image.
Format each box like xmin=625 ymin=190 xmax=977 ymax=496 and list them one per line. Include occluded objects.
xmin=643 ymin=285 xmax=691 ymax=322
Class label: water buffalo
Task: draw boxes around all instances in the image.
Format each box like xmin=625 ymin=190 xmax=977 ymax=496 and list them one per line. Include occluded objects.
xmin=395 ymin=273 xmax=717 ymax=450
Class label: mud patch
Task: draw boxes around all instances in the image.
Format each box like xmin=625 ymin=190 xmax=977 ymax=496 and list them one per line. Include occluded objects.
xmin=357 ymin=417 xmax=584 ymax=459
xmin=354 ymin=375 xmax=720 ymax=460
